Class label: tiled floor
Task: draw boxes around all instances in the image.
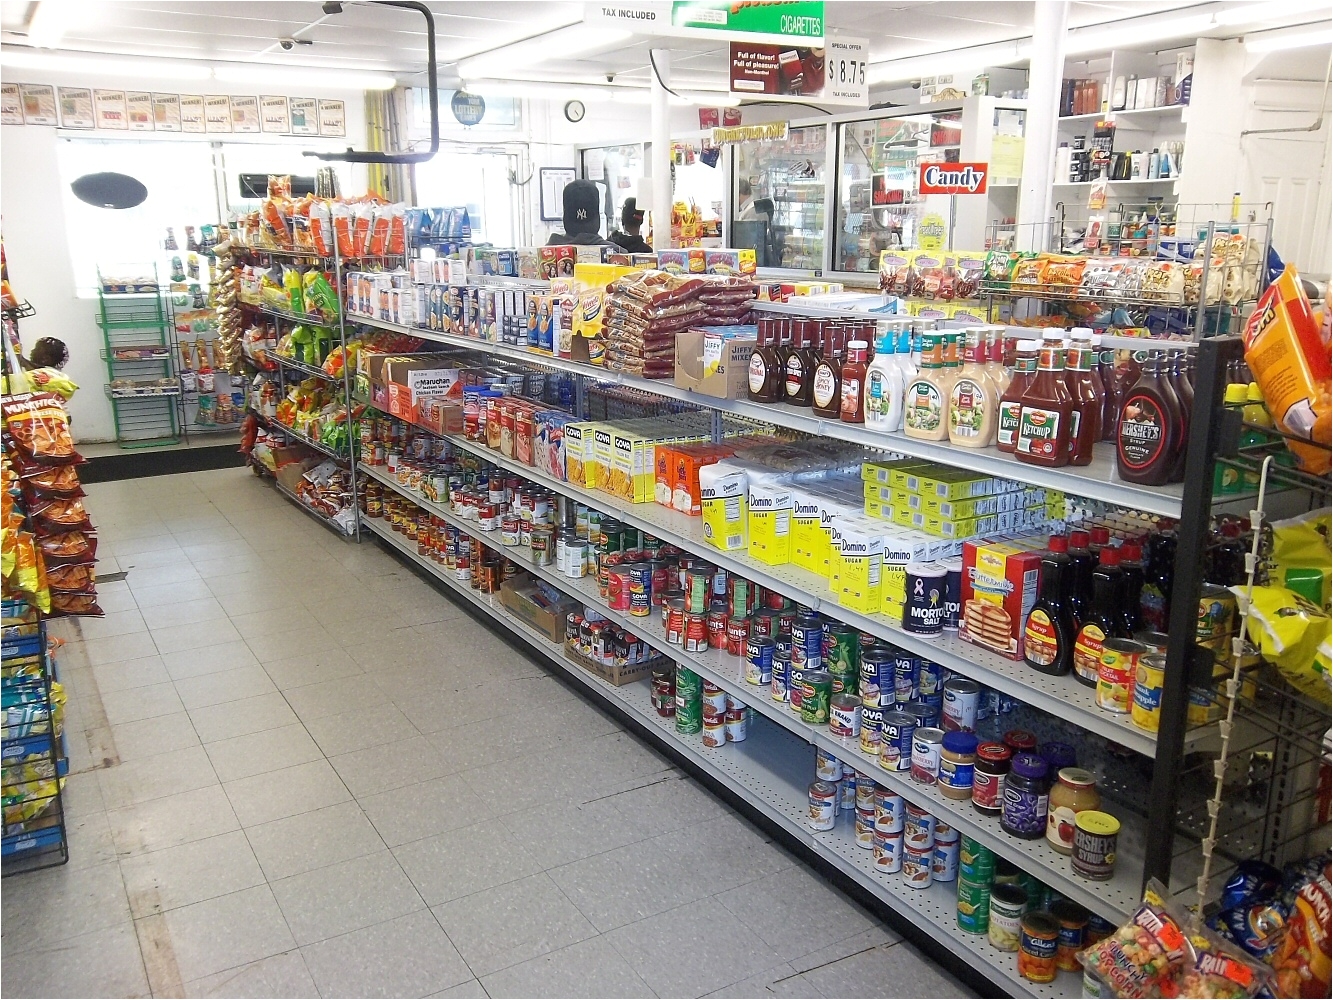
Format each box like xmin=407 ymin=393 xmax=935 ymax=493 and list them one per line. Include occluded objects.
xmin=1 ymin=468 xmax=978 ymax=999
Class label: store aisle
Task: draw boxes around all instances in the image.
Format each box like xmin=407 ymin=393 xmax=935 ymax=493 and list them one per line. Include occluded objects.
xmin=1 ymin=469 xmax=976 ymax=1000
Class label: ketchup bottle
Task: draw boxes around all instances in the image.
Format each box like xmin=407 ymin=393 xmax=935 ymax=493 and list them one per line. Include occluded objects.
xmin=840 ymin=339 xmax=869 ymax=423
xmin=1015 ymin=332 xmax=1073 ymax=468
xmin=1066 ymin=329 xmax=1101 ymax=465
xmin=997 ymin=340 xmax=1039 ymax=454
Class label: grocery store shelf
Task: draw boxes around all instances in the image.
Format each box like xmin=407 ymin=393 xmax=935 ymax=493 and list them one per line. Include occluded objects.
xmin=363 ymin=461 xmax=1145 ymax=923
xmin=361 ymin=511 xmax=1077 ymax=998
xmin=242 ymin=301 xmax=336 ymax=327
xmin=1052 ymin=178 xmax=1178 ymax=187
xmin=273 ymin=354 xmax=336 ymax=381
xmin=350 ymin=314 xmax=1185 ymax=517
xmin=270 ymin=479 xmax=353 ymax=539
xmin=105 ymin=385 xmax=181 ymax=399
xmin=268 ymin=421 xmax=349 ymax=463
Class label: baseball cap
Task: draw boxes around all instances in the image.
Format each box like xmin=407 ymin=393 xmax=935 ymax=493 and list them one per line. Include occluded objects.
xmin=562 ymin=180 xmax=602 ymax=236
xmin=621 ymin=197 xmax=646 ymax=229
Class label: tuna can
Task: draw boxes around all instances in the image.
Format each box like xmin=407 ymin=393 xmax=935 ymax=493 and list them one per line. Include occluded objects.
xmin=683 ymin=612 xmax=709 ymax=652
xmin=799 ymin=670 xmax=833 ymax=725
xmin=903 ymin=802 xmax=935 ymax=850
xmin=911 ymin=727 xmax=945 ymax=785
xmin=815 ymin=747 xmax=843 ymax=782
xmin=726 ymin=616 xmax=748 ymax=657
xmin=702 ymin=683 xmax=729 ymax=720
xmin=988 ymin=883 xmax=1027 ymax=953
xmin=903 ymin=561 xmax=947 ymax=635
xmin=957 ymin=877 xmax=991 ymax=934
xmin=702 ymin=716 xmax=726 ymax=748
xmin=941 ymin=557 xmax=963 ymax=631
xmin=829 ymin=694 xmax=862 ymax=739
xmin=874 ymin=789 xmax=905 ymax=834
xmin=745 ymin=639 xmax=775 ymax=686
xmin=942 ymin=677 xmax=980 ymax=732
xmin=791 ymin=611 xmax=824 ymax=671
xmin=807 ymin=780 xmax=838 ymax=832
xmin=859 ymin=705 xmax=883 ymax=756
xmin=903 ymin=699 xmax=939 ymax=730
xmin=771 ymin=652 xmax=790 ymax=703
xmin=855 ymin=807 xmax=876 ymax=849
xmin=725 ymin=707 xmax=748 ymax=743
xmin=902 ymin=845 xmax=934 ymax=887
xmin=892 ymin=654 xmax=918 ymax=706
xmin=960 ymin=836 xmax=996 ymax=882
xmin=1132 ymin=653 xmax=1166 ymax=733
xmin=665 ymin=598 xmax=686 ymax=644
xmin=1097 ymin=639 xmax=1144 ymax=714
xmin=932 ymin=838 xmax=960 ymax=882
xmin=873 ymin=830 xmax=903 ymax=873
xmin=855 ymin=774 xmax=877 ymax=811
xmin=707 ymin=603 xmax=728 ymax=649
xmin=878 ymin=710 xmax=915 ymax=772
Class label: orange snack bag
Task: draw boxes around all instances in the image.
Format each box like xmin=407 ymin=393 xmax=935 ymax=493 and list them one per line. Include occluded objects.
xmin=1244 ymin=266 xmax=1332 ymax=474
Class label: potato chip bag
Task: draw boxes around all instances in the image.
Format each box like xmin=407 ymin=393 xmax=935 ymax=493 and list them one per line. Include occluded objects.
xmin=3 ymin=393 xmax=77 ymax=465
xmin=1233 ymin=585 xmax=1331 ymax=704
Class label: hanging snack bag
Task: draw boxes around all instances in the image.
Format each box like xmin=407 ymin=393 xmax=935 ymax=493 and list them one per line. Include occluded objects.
xmin=387 ymin=203 xmax=407 ymax=256
xmin=37 ymin=530 xmax=97 ymax=564
xmin=48 ymin=591 xmax=103 ymax=617
xmin=333 ymin=202 xmax=357 ymax=259
xmin=46 ymin=562 xmax=96 ymax=593
xmin=310 ymin=199 xmax=333 ymax=256
xmin=3 ymin=393 xmax=78 ymax=465
xmin=1079 ymin=893 xmax=1191 ymax=998
xmin=1177 ymin=928 xmax=1273 ymax=999
xmin=1244 ymin=265 xmax=1332 ymax=474
xmin=25 ymin=368 xmax=78 ymax=400
xmin=1233 ymin=584 xmax=1331 ymax=705
xmin=1270 ymin=508 xmax=1332 ymax=608
xmin=31 ymin=496 xmax=94 ymax=534
xmin=1266 ymin=858 xmax=1332 ymax=999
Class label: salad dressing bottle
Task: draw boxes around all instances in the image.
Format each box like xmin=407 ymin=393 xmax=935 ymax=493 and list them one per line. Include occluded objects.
xmin=948 ymin=328 xmax=998 ymax=448
xmin=903 ymin=332 xmax=949 ymax=440
xmin=864 ymin=328 xmax=900 ymax=430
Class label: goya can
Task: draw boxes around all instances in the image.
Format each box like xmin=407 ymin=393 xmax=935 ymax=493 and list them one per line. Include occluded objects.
xmin=1052 ymin=899 xmax=1090 ymax=973
xmin=1097 ymin=639 xmax=1145 ymax=714
xmin=860 ymin=705 xmax=883 ymax=756
xmin=771 ymin=651 xmax=790 ymax=703
xmin=788 ymin=666 xmax=806 ymax=714
xmin=1132 ymin=653 xmax=1166 ymax=732
xmin=1018 ymin=911 xmax=1060 ymax=984
xmin=904 ymin=699 xmax=938 ymax=729
xmin=799 ymin=670 xmax=833 ymax=725
xmin=829 ymin=694 xmax=861 ymax=739
xmin=917 ymin=659 xmax=945 ymax=698
xmin=957 ymin=877 xmax=991 ymax=934
xmin=745 ymin=639 xmax=775 ymax=686
xmin=878 ymin=710 xmax=915 ymax=772
xmin=807 ymin=780 xmax=837 ymax=831
xmin=892 ymin=654 xmax=918 ymax=706
xmin=791 ymin=611 xmax=824 ymax=671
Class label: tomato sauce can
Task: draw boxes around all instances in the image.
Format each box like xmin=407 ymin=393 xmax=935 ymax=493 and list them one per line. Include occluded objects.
xmin=749 ymin=609 xmax=779 ymax=643
xmin=726 ymin=616 xmax=748 ymax=657
xmin=745 ymin=640 xmax=774 ymax=686
xmin=807 ymin=780 xmax=838 ymax=831
xmin=702 ymin=683 xmax=729 ymax=720
xmin=606 ymin=568 xmax=632 ymax=612
xmin=706 ymin=603 xmax=729 ymax=648
xmin=829 ymin=694 xmax=861 ymax=740
xmin=874 ymin=830 xmax=903 ymax=873
xmin=702 ymin=716 xmax=726 ymax=748
xmin=685 ymin=567 xmax=712 ymax=614
xmin=860 ymin=705 xmax=883 ymax=756
xmin=725 ymin=707 xmax=747 ymax=742
xmin=661 ymin=589 xmax=684 ymax=625
xmin=649 ymin=560 xmax=671 ymax=606
xmin=665 ymin=598 xmax=686 ymax=644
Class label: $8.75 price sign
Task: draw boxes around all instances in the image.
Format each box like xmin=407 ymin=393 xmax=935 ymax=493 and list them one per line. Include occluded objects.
xmin=825 ymin=37 xmax=869 ymax=106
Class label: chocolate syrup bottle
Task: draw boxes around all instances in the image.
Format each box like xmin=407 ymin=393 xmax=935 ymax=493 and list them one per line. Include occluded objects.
xmin=1116 ymin=354 xmax=1183 ymax=486
xmin=1025 ymin=535 xmax=1076 ymax=676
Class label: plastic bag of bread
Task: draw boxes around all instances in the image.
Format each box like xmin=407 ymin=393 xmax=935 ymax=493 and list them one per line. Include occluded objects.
xmin=1243 ymin=265 xmax=1331 ymax=475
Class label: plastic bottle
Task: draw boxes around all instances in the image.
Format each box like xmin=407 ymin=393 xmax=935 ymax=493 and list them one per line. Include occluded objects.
xmin=784 ymin=319 xmax=818 ymax=406
xmin=1115 ymin=353 xmax=1184 ymax=486
xmin=1073 ymin=546 xmax=1125 ymax=685
xmin=1100 ymin=339 xmax=1120 ymax=442
xmin=841 ymin=340 xmax=869 ymax=423
xmin=1239 ymin=382 xmax=1273 ymax=490
xmin=1065 ymin=329 xmax=1100 ymax=466
xmin=903 ymin=332 xmax=950 ymax=440
xmin=1118 ymin=540 xmax=1145 ymax=634
xmin=1016 ymin=331 xmax=1073 ymax=468
xmin=892 ymin=323 xmax=917 ymax=406
xmin=864 ymin=328 xmax=900 ymax=431
xmin=985 ymin=326 xmax=1012 ymax=395
xmin=949 ymin=328 xmax=999 ymax=448
xmin=1214 ymin=383 xmax=1248 ymax=495
xmin=1066 ymin=529 xmax=1095 ymax=627
xmin=811 ymin=329 xmax=845 ymax=419
xmin=748 ymin=318 xmax=783 ymax=403
xmin=998 ymin=340 xmax=1039 ymax=453
xmin=1140 ymin=529 xmax=1176 ymax=633
xmin=1025 ymin=535 xmax=1077 ymax=676
xmin=1168 ymin=351 xmax=1194 ymax=481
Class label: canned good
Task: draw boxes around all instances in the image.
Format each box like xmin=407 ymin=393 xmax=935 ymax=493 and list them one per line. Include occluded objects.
xmin=934 ymin=818 xmax=958 ymax=843
xmin=873 ymin=830 xmax=903 ymax=873
xmin=661 ymin=589 xmax=684 ymax=625
xmin=988 ymin=883 xmax=1028 ymax=953
xmin=910 ymin=727 xmax=944 ymax=785
xmin=665 ymin=599 xmax=686 ymax=644
xmin=859 ymin=659 xmax=882 ymax=709
xmin=771 ymin=652 xmax=790 ymax=703
xmin=799 ymin=670 xmax=833 ymax=725
xmin=874 ymin=789 xmax=904 ymax=834
xmin=1132 ymin=653 xmax=1166 ymax=732
xmin=917 ymin=660 xmax=944 ymax=698
xmin=685 ymin=566 xmax=712 ymax=614
xmin=1097 ymin=639 xmax=1145 ymax=713
xmin=878 ymin=710 xmax=914 ymax=772
xmin=706 ymin=604 xmax=728 ymax=648
xmin=942 ymin=677 xmax=980 ymax=732
xmin=932 ymin=838 xmax=960 ymax=882
xmin=957 ymin=877 xmax=991 ymax=934
xmin=902 ymin=845 xmax=933 ymax=887
xmin=959 ymin=836 xmax=995 ymax=882
xmin=675 ymin=666 xmax=702 ymax=735
xmin=1197 ymin=583 xmax=1237 ymax=646
xmin=807 ymin=780 xmax=838 ymax=831
xmin=745 ymin=640 xmax=775 ymax=686
xmin=651 ymin=667 xmax=675 ymax=717
xmin=855 ymin=774 xmax=877 ymax=811
xmin=702 ymin=717 xmax=726 ymax=748
xmin=840 ymin=773 xmax=857 ymax=813
xmin=825 ymin=624 xmax=858 ymax=679
xmin=892 ymin=654 xmax=918 ymax=706
xmin=854 ymin=807 xmax=876 ymax=849
xmin=904 ymin=802 xmax=935 ymax=850
xmin=683 ymin=613 xmax=709 ymax=652
xmin=829 ymin=694 xmax=861 ymax=739
xmin=749 ymin=609 xmax=779 ymax=643
xmin=815 ymin=748 xmax=843 ymax=782
xmin=726 ymin=616 xmax=748 ymax=657
xmin=627 ymin=564 xmax=653 ymax=616
xmin=903 ymin=699 xmax=938 ymax=730
xmin=702 ymin=683 xmax=729 ymax=720
xmin=725 ymin=707 xmax=748 ymax=742
xmin=788 ymin=666 xmax=806 ymax=715
xmin=1134 ymin=629 xmax=1170 ymax=655
xmin=1072 ymin=811 xmax=1120 ymax=880
xmin=1052 ymin=899 xmax=1090 ymax=972
xmin=1018 ymin=912 xmax=1060 ymax=984
xmin=860 ymin=705 xmax=883 ymax=756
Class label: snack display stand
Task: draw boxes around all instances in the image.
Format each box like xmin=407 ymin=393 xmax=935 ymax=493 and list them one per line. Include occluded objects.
xmin=97 ymin=264 xmax=183 ymax=448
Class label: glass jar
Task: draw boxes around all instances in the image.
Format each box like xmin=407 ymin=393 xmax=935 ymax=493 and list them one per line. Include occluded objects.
xmin=1000 ymin=753 xmax=1050 ymax=840
xmin=939 ymin=731 xmax=978 ymax=800
xmin=1046 ymin=767 xmax=1101 ymax=854
xmin=972 ymin=742 xmax=1012 ymax=815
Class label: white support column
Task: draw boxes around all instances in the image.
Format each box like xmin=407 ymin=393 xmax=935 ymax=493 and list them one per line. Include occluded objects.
xmin=1016 ymin=0 xmax=1070 ymax=251
xmin=651 ymin=47 xmax=672 ymax=249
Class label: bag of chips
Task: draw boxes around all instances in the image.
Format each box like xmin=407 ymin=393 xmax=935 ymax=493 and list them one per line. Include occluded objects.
xmin=37 ymin=530 xmax=97 ymax=564
xmin=1233 ymin=585 xmax=1331 ymax=705
xmin=30 ymin=497 xmax=94 ymax=534
xmin=2 ymin=393 xmax=78 ymax=465
xmin=24 ymin=367 xmax=78 ymax=400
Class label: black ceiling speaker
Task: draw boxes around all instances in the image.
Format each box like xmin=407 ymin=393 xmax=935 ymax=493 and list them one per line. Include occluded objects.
xmin=70 ymin=172 xmax=148 ymax=209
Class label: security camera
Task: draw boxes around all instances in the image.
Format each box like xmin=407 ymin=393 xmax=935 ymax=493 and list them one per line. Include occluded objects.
xmin=606 ymin=73 xmax=616 ymax=83
xmin=911 ymin=80 xmax=921 ymax=89
xmin=280 ymin=38 xmax=295 ymax=50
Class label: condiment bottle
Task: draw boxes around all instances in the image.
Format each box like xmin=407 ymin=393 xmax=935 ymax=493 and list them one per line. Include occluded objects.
xmin=1016 ymin=331 xmax=1073 ymax=468
xmin=1072 ymin=546 xmax=1127 ymax=687
xmin=747 ymin=318 xmax=783 ymax=403
xmin=985 ymin=326 xmax=1012 ymax=395
xmin=1140 ymin=529 xmax=1176 ymax=633
xmin=1118 ymin=540 xmax=1145 ymax=634
xmin=1066 ymin=529 xmax=1095 ymax=627
xmin=940 ymin=330 xmax=962 ymax=402
xmin=1024 ymin=534 xmax=1076 ymax=676
xmin=864 ymin=327 xmax=900 ymax=430
xmin=1115 ymin=353 xmax=1183 ymax=486
xmin=1066 ymin=329 xmax=1101 ymax=464
xmin=1099 ymin=339 xmax=1120 ymax=441
xmin=1110 ymin=349 xmax=1145 ymax=444
xmin=903 ymin=332 xmax=949 ymax=440
xmin=840 ymin=339 xmax=869 ymax=423
xmin=1168 ymin=351 xmax=1194 ymax=481
xmin=785 ymin=320 xmax=818 ymax=406
xmin=948 ymin=328 xmax=998 ymax=448
xmin=997 ymin=340 xmax=1039 ymax=453
xmin=811 ymin=328 xmax=845 ymax=418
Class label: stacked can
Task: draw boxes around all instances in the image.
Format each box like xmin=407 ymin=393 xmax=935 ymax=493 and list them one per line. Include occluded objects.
xmin=873 ymin=787 xmax=904 ymax=873
xmin=650 ymin=666 xmax=675 ymax=718
xmin=823 ymin=623 xmax=859 ymax=696
xmin=901 ymin=801 xmax=935 ymax=888
xmin=701 ymin=681 xmax=728 ymax=747
xmin=675 ymin=665 xmax=702 ymax=735
xmin=932 ymin=818 xmax=960 ymax=883
xmin=956 ymin=837 xmax=995 ymax=934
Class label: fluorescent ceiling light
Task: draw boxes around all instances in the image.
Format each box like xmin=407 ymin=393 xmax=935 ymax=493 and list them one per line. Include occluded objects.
xmin=0 ymin=49 xmax=213 ymax=81
xmin=1064 ymin=14 xmax=1216 ymax=54
xmin=458 ymin=24 xmax=632 ymax=79
xmin=25 ymin=1 xmax=67 ymax=49
xmin=868 ymin=40 xmax=1029 ymax=85
xmin=1246 ymin=26 xmax=1333 ymax=52
xmin=212 ymin=64 xmax=396 ymax=91
xmin=1216 ymin=0 xmax=1331 ymax=26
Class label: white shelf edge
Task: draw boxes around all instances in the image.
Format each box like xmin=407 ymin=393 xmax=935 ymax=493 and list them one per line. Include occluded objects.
xmin=363 ymin=462 xmax=1146 ymax=923
xmin=357 ymin=512 xmax=1078 ymax=999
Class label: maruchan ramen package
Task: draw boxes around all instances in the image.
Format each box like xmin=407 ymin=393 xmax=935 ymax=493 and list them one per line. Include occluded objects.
xmin=1243 ymin=266 xmax=1331 ymax=475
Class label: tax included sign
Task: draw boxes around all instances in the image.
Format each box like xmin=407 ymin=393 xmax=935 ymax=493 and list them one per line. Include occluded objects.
xmin=918 ymin=162 xmax=989 ymax=195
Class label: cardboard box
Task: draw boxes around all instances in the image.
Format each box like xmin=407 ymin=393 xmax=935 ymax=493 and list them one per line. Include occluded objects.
xmin=539 ymin=245 xmax=576 ymax=279
xmin=959 ymin=537 xmax=1044 ymax=660
xmin=562 ymin=642 xmax=659 ymax=687
xmin=704 ymin=248 xmax=757 ymax=276
xmin=674 ymin=327 xmax=756 ymax=399
xmin=500 ymin=577 xmax=580 ymax=645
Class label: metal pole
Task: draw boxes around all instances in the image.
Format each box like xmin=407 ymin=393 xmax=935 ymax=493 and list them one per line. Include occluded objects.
xmin=335 ymin=241 xmax=360 ymax=541
xmin=651 ymin=48 xmax=672 ymax=251
xmin=1194 ymin=222 xmax=1216 ymax=340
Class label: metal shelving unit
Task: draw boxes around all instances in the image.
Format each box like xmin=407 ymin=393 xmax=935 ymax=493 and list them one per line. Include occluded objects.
xmin=97 ymin=264 xmax=182 ymax=447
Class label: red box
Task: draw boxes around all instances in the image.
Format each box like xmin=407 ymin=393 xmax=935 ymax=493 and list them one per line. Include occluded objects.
xmin=387 ymin=382 xmax=417 ymax=422
xmin=959 ymin=536 xmax=1044 ymax=660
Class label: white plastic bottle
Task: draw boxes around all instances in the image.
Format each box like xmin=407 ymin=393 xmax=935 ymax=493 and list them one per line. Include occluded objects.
xmin=864 ymin=327 xmax=899 ymax=431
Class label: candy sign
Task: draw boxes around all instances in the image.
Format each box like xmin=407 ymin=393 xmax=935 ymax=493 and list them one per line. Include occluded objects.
xmin=918 ymin=162 xmax=988 ymax=195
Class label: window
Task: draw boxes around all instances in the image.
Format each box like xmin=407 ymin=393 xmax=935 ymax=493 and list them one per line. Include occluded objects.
xmin=414 ymin=150 xmax=520 ymax=246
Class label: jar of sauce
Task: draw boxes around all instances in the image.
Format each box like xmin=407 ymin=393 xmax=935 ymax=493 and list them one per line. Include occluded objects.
xmin=997 ymin=339 xmax=1038 ymax=452
xmin=840 ymin=339 xmax=869 ymax=423
xmin=1046 ymin=767 xmax=1100 ymax=854
xmin=1016 ymin=331 xmax=1073 ymax=467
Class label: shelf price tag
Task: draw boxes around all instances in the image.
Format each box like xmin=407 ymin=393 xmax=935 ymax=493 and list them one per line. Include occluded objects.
xmin=826 ymin=37 xmax=869 ymax=107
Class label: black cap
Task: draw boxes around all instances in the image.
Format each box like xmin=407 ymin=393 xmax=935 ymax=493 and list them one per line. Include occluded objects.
xmin=562 ymin=180 xmax=602 ymax=236
xmin=621 ymin=197 xmax=645 ymax=229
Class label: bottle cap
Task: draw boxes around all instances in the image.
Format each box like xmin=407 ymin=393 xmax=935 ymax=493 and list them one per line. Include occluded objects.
xmin=1070 ymin=327 xmax=1094 ymax=341
xmin=1048 ymin=534 xmax=1069 ymax=553
xmin=1224 ymin=384 xmax=1248 ymax=405
xmin=1099 ymin=545 xmax=1120 ymax=567
xmin=1018 ymin=339 xmax=1041 ymax=352
xmin=1246 ymin=382 xmax=1265 ymax=404
xmin=1042 ymin=330 xmax=1066 ymax=342
xmin=1120 ymin=540 xmax=1142 ymax=561
xmin=1090 ymin=526 xmax=1111 ymax=545
xmin=1070 ymin=529 xmax=1090 ymax=548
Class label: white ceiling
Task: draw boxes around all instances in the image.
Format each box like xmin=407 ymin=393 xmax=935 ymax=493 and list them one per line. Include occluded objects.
xmin=0 ymin=0 xmax=1328 ymax=90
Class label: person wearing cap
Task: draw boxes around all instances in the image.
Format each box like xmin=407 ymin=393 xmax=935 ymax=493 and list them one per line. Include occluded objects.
xmin=546 ymin=179 xmax=616 ymax=246
xmin=609 ymin=197 xmax=652 ymax=254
